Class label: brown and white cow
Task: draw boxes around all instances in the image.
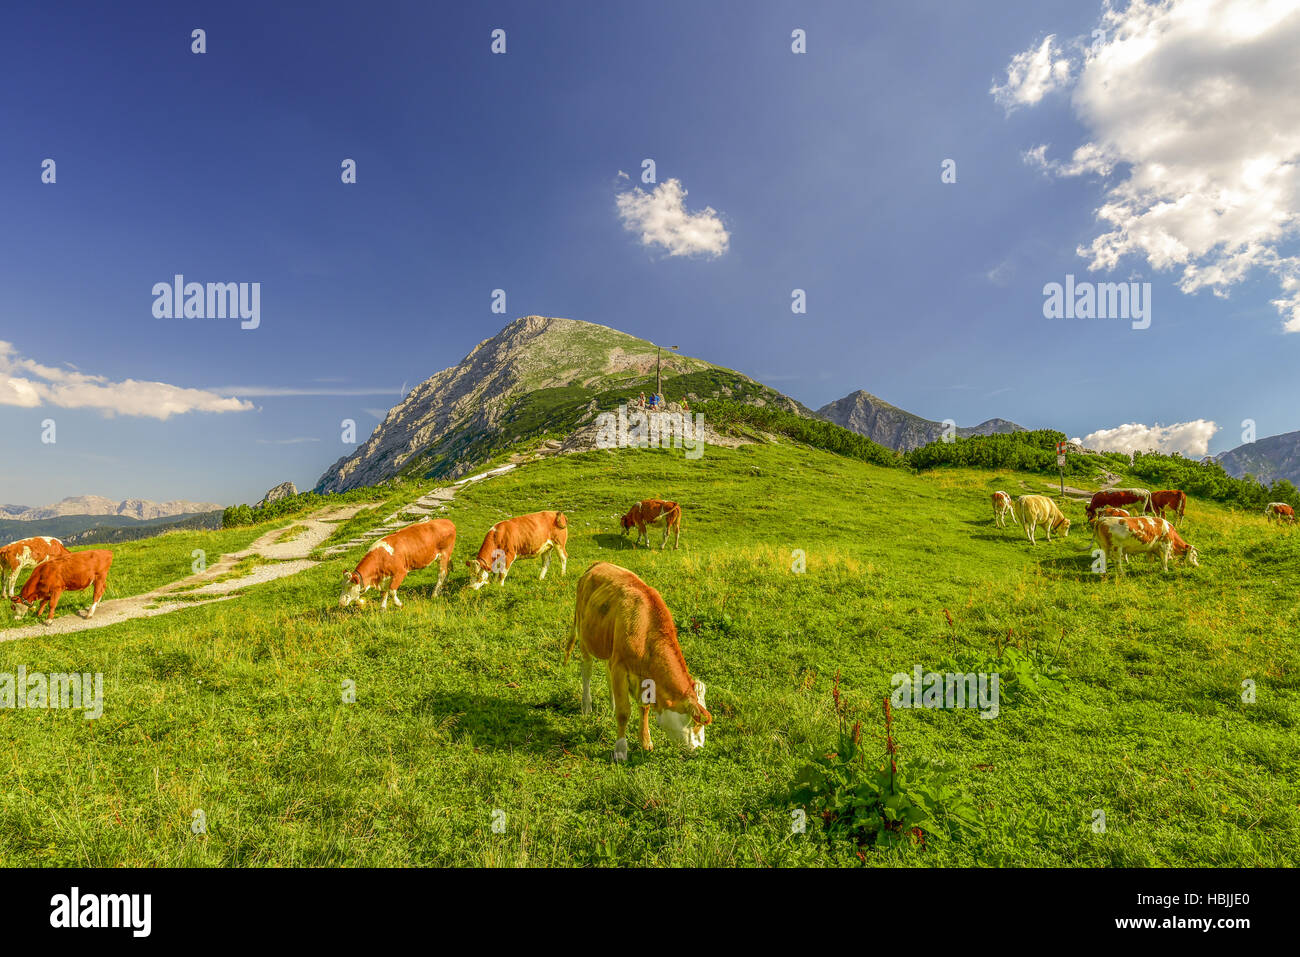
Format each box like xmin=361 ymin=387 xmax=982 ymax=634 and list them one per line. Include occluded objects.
xmin=564 ymin=562 xmax=711 ymax=761
xmin=339 ymin=519 xmax=456 ymax=610
xmin=1013 ymin=494 xmax=1070 ymax=544
xmin=10 ymin=549 xmax=113 ymax=622
xmin=1086 ymin=504 xmax=1130 ymax=527
xmin=1085 ymin=488 xmax=1152 ymax=520
xmin=1151 ymin=489 xmax=1187 ymax=525
xmin=991 ymin=491 xmax=1016 ymax=528
xmin=1 ymin=536 xmax=70 ymax=598
xmin=1264 ymin=502 xmax=1296 ymax=524
xmin=620 ymin=499 xmax=682 ymax=549
xmin=1092 ymin=516 xmax=1198 ymax=573
xmin=466 ymin=511 xmax=568 ymax=589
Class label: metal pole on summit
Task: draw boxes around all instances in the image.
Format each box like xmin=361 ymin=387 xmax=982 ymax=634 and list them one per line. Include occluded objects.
xmin=655 ymin=345 xmax=678 ymax=400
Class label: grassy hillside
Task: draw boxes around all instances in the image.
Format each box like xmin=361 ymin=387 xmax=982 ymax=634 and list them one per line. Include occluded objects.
xmin=1 ymin=440 xmax=1296 ymax=866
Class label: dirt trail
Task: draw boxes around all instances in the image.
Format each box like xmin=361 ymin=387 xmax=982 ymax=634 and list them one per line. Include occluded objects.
xmin=1 ymin=464 xmax=520 ymax=643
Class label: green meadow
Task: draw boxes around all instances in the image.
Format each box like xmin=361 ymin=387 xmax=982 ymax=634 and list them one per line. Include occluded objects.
xmin=1 ymin=439 xmax=1297 ymax=866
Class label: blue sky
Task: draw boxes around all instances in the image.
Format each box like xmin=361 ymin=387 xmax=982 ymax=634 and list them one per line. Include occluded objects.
xmin=3 ymin=0 xmax=1298 ymax=506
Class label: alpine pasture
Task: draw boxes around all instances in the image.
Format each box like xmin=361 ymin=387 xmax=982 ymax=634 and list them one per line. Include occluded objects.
xmin=1 ymin=439 xmax=1297 ymax=866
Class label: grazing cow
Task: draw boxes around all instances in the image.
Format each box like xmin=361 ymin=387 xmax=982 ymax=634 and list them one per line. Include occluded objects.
xmin=1087 ymin=504 xmax=1131 ymax=528
xmin=1085 ymin=488 xmax=1153 ymax=520
xmin=991 ymin=491 xmax=1016 ymax=528
xmin=1093 ymin=516 xmax=1198 ymax=573
xmin=339 ymin=519 xmax=456 ymax=610
xmin=1151 ymin=489 xmax=1187 ymax=525
xmin=466 ymin=511 xmax=568 ymax=589
xmin=620 ymin=499 xmax=682 ymax=549
xmin=0 ymin=536 xmax=70 ymax=598
xmin=564 ymin=562 xmax=711 ymax=761
xmin=1264 ymin=502 xmax=1296 ymax=524
xmin=1012 ymin=495 xmax=1071 ymax=544
xmin=10 ymin=550 xmax=113 ymax=622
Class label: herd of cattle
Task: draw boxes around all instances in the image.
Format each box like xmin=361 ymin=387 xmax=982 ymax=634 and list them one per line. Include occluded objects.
xmin=0 ymin=499 xmax=698 ymax=761
xmin=335 ymin=497 xmax=701 ymax=761
xmin=2 ymin=485 xmax=1295 ymax=758
xmin=991 ymin=486 xmax=1295 ymax=572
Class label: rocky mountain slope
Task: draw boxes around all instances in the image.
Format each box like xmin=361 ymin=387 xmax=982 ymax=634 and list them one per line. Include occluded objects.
xmin=1217 ymin=429 xmax=1300 ymax=487
xmin=315 ymin=316 xmax=807 ymax=492
xmin=0 ymin=496 xmax=222 ymax=522
xmin=817 ymin=389 xmax=1024 ymax=452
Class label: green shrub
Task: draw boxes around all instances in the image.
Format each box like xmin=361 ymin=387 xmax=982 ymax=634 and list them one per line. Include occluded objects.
xmin=699 ymin=400 xmax=902 ymax=468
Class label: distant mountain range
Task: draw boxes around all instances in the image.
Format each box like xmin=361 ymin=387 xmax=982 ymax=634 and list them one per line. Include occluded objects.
xmin=817 ymin=389 xmax=1024 ymax=451
xmin=1217 ymin=429 xmax=1300 ymax=487
xmin=310 ymin=314 xmax=1300 ymax=494
xmin=0 ymin=496 xmax=222 ymax=522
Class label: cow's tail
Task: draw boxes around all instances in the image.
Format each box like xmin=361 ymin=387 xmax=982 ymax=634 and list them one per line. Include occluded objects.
xmin=554 ymin=511 xmax=568 ymax=530
xmin=563 ymin=603 xmax=579 ymax=664
xmin=667 ymin=503 xmax=682 ymax=526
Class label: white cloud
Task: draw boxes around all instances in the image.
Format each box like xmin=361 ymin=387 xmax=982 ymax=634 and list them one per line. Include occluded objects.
xmin=991 ymin=34 xmax=1073 ymax=111
xmin=1002 ymin=0 xmax=1300 ymax=330
xmin=1077 ymin=419 xmax=1219 ymax=457
xmin=0 ymin=341 xmax=253 ymax=420
xmin=616 ymin=178 xmax=730 ymax=258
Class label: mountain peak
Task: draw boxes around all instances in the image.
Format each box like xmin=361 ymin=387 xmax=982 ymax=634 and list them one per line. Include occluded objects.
xmin=315 ymin=316 xmax=803 ymax=492
xmin=818 ymin=390 xmax=1024 ymax=451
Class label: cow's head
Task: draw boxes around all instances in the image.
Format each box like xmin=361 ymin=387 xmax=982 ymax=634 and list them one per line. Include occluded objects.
xmin=1185 ymin=546 xmax=1200 ymax=567
xmin=464 ymin=558 xmax=491 ymax=590
xmin=10 ymin=595 xmax=33 ymax=620
xmin=1054 ymin=516 xmax=1071 ymax=537
xmin=656 ymin=679 xmax=712 ymax=750
xmin=338 ymin=571 xmax=369 ymax=607
xmin=620 ymin=511 xmax=635 ymax=534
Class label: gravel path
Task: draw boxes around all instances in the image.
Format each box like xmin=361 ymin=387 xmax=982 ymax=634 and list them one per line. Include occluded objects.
xmin=1 ymin=465 xmax=519 ymax=643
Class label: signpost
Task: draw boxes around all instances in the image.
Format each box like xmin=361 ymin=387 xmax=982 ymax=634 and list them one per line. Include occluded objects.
xmin=1056 ymin=442 xmax=1067 ymax=496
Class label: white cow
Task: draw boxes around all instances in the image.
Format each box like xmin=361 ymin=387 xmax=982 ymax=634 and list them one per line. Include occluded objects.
xmin=1012 ymin=495 xmax=1070 ymax=544
xmin=991 ymin=491 xmax=1017 ymax=528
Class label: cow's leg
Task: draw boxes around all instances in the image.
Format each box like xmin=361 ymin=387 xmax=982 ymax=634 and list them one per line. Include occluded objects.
xmin=389 ymin=570 xmax=407 ymax=607
xmin=558 ymin=544 xmax=567 ymax=575
xmin=379 ymin=577 xmax=392 ymax=609
xmin=640 ymin=702 xmax=653 ymax=751
xmin=673 ymin=521 xmax=680 ymax=550
xmin=580 ymin=655 xmax=593 ymax=714
xmin=87 ymin=576 xmax=106 ymax=617
xmin=539 ymin=551 xmax=551 ymax=580
xmin=45 ymin=588 xmax=62 ymax=622
xmin=434 ymin=554 xmax=449 ymax=596
xmin=609 ymin=662 xmax=631 ymax=761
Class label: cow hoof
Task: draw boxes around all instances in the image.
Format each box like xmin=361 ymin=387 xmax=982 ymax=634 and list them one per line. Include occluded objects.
xmin=613 ymin=738 xmax=628 ymax=762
